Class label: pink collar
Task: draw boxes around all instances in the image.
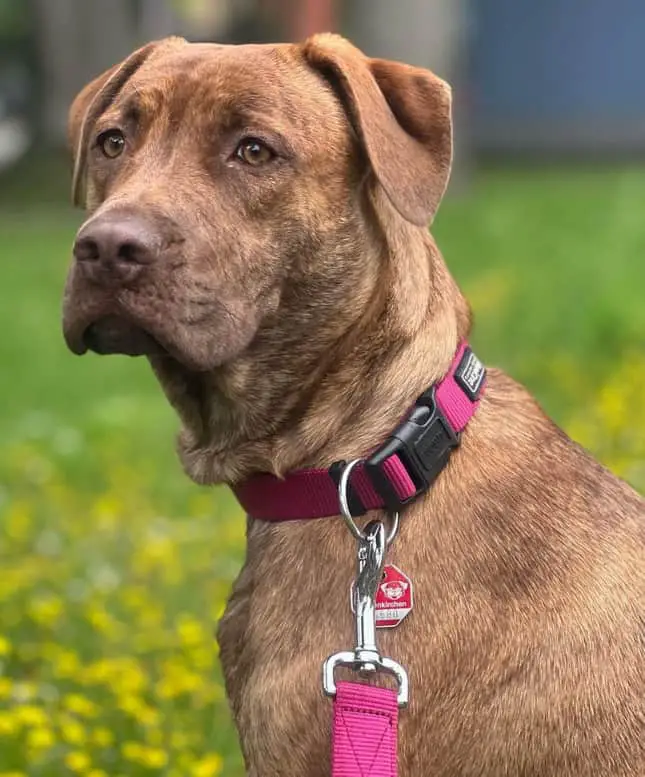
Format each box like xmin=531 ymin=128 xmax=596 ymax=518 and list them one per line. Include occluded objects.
xmin=232 ymin=342 xmax=485 ymax=522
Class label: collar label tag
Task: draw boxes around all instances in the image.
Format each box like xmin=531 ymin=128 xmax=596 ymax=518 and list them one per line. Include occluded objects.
xmin=351 ymin=564 xmax=413 ymax=629
xmin=454 ymin=346 xmax=486 ymax=400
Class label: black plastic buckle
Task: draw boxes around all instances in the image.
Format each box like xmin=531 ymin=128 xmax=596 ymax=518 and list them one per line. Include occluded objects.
xmin=365 ymin=387 xmax=460 ymax=512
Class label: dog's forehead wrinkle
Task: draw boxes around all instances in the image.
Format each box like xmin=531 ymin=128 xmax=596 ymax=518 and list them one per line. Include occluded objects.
xmin=144 ymin=41 xmax=290 ymax=88
xmin=131 ymin=43 xmax=344 ymax=139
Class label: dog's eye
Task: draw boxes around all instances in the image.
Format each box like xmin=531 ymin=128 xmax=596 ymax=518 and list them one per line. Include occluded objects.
xmin=97 ymin=129 xmax=126 ymax=159
xmin=235 ymin=138 xmax=275 ymax=166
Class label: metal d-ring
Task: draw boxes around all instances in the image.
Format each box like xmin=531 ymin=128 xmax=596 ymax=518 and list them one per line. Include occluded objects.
xmin=337 ymin=458 xmax=400 ymax=545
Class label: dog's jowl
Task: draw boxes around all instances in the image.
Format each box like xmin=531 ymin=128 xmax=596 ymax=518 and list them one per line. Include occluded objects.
xmin=62 ymin=34 xmax=645 ymax=777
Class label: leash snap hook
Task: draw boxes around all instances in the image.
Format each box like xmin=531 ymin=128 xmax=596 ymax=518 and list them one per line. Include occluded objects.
xmin=322 ymin=519 xmax=409 ymax=707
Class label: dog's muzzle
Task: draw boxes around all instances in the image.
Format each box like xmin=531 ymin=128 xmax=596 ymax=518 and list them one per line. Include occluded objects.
xmin=64 ymin=211 xmax=172 ymax=358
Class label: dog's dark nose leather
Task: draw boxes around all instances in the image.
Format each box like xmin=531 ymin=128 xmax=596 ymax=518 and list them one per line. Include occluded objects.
xmin=73 ymin=215 xmax=159 ymax=273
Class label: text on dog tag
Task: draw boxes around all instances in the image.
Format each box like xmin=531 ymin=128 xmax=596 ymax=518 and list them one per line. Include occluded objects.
xmin=350 ymin=564 xmax=413 ymax=628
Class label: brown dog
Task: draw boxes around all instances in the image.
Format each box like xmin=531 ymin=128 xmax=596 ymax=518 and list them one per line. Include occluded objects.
xmin=62 ymin=35 xmax=644 ymax=776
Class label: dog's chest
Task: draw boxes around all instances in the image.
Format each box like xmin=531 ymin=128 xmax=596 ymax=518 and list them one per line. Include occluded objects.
xmin=215 ymin=519 xmax=459 ymax=776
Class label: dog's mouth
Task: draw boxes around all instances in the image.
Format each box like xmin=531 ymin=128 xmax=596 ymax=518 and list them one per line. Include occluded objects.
xmin=64 ymin=308 xmax=221 ymax=372
xmin=80 ymin=315 xmax=168 ymax=358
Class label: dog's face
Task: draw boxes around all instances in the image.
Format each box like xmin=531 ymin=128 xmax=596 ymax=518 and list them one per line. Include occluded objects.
xmin=62 ymin=34 xmax=454 ymax=477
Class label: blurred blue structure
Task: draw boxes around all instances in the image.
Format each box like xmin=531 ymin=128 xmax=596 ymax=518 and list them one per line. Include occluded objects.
xmin=472 ymin=0 xmax=645 ymax=154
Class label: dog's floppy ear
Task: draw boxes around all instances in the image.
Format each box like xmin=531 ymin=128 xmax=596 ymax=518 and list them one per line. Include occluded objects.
xmin=302 ymin=33 xmax=453 ymax=226
xmin=69 ymin=37 xmax=186 ymax=207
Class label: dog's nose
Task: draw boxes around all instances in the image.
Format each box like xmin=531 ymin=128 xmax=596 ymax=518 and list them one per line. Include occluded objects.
xmin=73 ymin=215 xmax=159 ymax=271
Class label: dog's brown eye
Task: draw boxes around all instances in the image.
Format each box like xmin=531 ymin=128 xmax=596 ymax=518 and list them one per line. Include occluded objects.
xmin=98 ymin=130 xmax=125 ymax=159
xmin=235 ymin=138 xmax=274 ymax=166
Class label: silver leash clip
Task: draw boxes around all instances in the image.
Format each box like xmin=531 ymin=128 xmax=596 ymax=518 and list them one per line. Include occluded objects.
xmin=322 ymin=515 xmax=409 ymax=707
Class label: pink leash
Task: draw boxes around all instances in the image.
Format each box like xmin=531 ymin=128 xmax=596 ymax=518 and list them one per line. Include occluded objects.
xmin=332 ymin=682 xmax=398 ymax=777
xmin=231 ymin=343 xmax=486 ymax=777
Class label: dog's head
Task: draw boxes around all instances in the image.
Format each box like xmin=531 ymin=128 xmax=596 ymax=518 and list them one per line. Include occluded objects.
xmin=62 ymin=34 xmax=455 ymax=480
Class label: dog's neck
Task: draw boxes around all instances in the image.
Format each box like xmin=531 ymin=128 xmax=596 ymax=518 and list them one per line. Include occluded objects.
xmin=151 ymin=219 xmax=471 ymax=486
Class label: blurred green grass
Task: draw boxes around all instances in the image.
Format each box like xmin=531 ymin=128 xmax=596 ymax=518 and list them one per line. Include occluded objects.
xmin=0 ymin=160 xmax=644 ymax=775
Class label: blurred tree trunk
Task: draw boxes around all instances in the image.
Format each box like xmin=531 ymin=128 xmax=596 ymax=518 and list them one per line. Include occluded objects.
xmin=32 ymin=0 xmax=136 ymax=145
xmin=345 ymin=0 xmax=472 ymax=195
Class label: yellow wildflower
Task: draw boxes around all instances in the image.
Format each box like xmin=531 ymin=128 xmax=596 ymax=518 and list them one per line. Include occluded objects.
xmin=91 ymin=726 xmax=114 ymax=747
xmin=177 ymin=615 xmax=206 ymax=647
xmin=15 ymin=705 xmax=47 ymax=727
xmin=144 ymin=749 xmax=169 ymax=769
xmin=122 ymin=741 xmax=168 ymax=768
xmin=26 ymin=726 xmax=55 ymax=750
xmin=90 ymin=493 xmax=122 ymax=530
xmin=63 ymin=693 xmax=99 ymax=718
xmin=27 ymin=595 xmax=63 ymax=627
xmin=80 ymin=658 xmax=113 ymax=686
xmin=156 ymin=659 xmax=201 ymax=699
xmin=210 ymin=601 xmax=226 ymax=621
xmin=192 ymin=754 xmax=224 ymax=777
xmin=0 ymin=712 xmax=19 ymax=736
xmin=59 ymin=716 xmax=87 ymax=745
xmin=110 ymin=659 xmax=147 ymax=695
xmin=51 ymin=648 xmax=81 ymax=678
xmin=84 ymin=602 xmax=123 ymax=639
xmin=4 ymin=501 xmax=32 ymax=542
xmin=65 ymin=751 xmax=91 ymax=772
xmin=134 ymin=534 xmax=176 ymax=574
xmin=0 ymin=636 xmax=11 ymax=656
xmin=138 ymin=705 xmax=161 ymax=728
xmin=118 ymin=694 xmax=160 ymax=727
xmin=0 ymin=678 xmax=12 ymax=699
xmin=597 ymin=384 xmax=626 ymax=434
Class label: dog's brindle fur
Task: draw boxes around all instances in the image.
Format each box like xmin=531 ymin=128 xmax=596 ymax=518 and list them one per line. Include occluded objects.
xmin=63 ymin=35 xmax=644 ymax=776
